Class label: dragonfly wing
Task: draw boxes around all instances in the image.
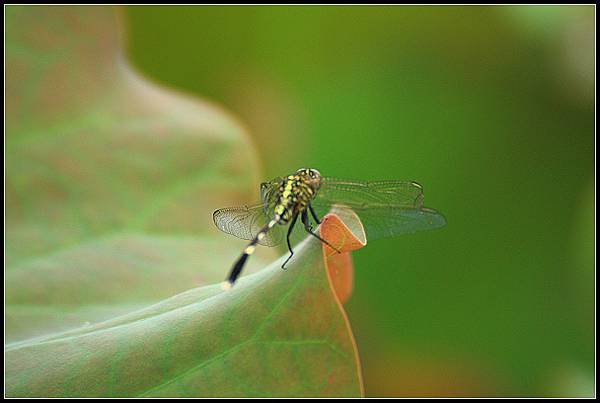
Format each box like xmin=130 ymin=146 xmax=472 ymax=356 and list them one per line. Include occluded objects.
xmin=213 ymin=203 xmax=283 ymax=246
xmin=313 ymin=178 xmax=445 ymax=241
xmin=312 ymin=202 xmax=446 ymax=241
xmin=317 ymin=178 xmax=425 ymax=209
xmin=260 ymin=176 xmax=285 ymax=205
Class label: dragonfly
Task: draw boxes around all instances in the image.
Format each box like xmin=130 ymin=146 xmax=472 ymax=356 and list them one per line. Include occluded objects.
xmin=213 ymin=168 xmax=446 ymax=288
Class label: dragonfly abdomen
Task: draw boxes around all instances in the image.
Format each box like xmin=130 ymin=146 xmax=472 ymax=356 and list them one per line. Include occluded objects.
xmin=224 ymin=216 xmax=280 ymax=288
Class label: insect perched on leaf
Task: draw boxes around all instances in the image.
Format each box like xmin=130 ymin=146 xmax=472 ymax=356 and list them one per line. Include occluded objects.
xmin=213 ymin=168 xmax=446 ymax=288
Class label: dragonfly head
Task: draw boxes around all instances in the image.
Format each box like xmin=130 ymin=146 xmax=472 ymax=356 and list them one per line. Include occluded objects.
xmin=296 ymin=168 xmax=322 ymax=190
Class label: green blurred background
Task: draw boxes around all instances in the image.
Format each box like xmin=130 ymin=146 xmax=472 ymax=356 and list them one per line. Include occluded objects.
xmin=123 ymin=6 xmax=594 ymax=397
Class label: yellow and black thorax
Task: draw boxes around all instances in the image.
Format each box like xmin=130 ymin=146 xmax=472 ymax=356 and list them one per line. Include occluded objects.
xmin=261 ymin=168 xmax=323 ymax=224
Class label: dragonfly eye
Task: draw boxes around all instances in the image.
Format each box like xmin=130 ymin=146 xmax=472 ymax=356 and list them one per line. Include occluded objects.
xmin=308 ymin=169 xmax=320 ymax=178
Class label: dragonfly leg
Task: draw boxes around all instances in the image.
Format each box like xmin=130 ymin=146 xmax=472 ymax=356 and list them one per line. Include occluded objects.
xmin=309 ymin=203 xmax=321 ymax=224
xmin=302 ymin=210 xmax=341 ymax=253
xmin=281 ymin=213 xmax=299 ymax=270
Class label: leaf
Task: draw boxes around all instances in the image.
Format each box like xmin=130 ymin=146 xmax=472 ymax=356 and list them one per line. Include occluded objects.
xmin=321 ymin=207 xmax=368 ymax=304
xmin=5 ymin=6 xmax=364 ymax=397
xmin=5 ymin=4 xmax=268 ymax=342
xmin=6 ymin=211 xmax=365 ymax=397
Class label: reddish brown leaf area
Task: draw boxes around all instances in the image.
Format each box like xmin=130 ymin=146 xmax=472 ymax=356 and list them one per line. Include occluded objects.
xmin=320 ymin=209 xmax=367 ymax=304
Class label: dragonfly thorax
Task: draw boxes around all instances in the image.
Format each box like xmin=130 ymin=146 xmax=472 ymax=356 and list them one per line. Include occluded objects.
xmin=272 ymin=169 xmax=322 ymax=223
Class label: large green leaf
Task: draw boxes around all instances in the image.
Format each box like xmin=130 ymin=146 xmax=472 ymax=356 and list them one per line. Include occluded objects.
xmin=6 ymin=233 xmax=363 ymax=397
xmin=5 ymin=5 xmax=363 ymax=397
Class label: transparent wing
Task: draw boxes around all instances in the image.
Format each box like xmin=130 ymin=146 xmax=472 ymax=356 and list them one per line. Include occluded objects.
xmin=212 ymin=203 xmax=283 ymax=246
xmin=313 ymin=178 xmax=446 ymax=240
xmin=260 ymin=176 xmax=284 ymax=205
xmin=317 ymin=178 xmax=425 ymax=208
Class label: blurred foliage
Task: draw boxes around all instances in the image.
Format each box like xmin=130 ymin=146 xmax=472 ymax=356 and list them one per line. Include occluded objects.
xmin=6 ymin=6 xmax=364 ymax=398
xmin=125 ymin=5 xmax=595 ymax=397
xmin=5 ymin=5 xmax=264 ymax=341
